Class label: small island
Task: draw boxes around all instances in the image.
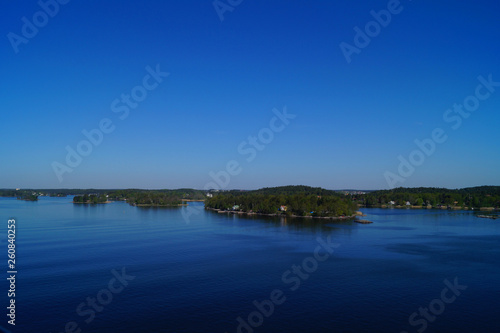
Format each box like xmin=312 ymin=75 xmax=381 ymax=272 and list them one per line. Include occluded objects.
xmin=73 ymin=194 xmax=109 ymax=204
xmin=17 ymin=193 xmax=39 ymax=201
xmin=3 ymin=189 xmax=41 ymax=201
xmin=70 ymin=189 xmax=207 ymax=206
xmin=106 ymin=189 xmax=205 ymax=207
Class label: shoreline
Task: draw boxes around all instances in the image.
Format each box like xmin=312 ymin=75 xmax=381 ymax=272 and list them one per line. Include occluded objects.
xmin=133 ymin=203 xmax=187 ymax=207
xmin=477 ymin=214 xmax=499 ymax=220
xmin=360 ymin=205 xmax=498 ymax=211
xmin=205 ymin=207 xmax=359 ymax=221
xmin=73 ymin=201 xmax=111 ymax=204
xmin=129 ymin=201 xmax=187 ymax=207
xmin=73 ymin=200 xmax=187 ymax=207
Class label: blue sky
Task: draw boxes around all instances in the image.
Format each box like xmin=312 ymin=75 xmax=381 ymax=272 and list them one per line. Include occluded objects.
xmin=1 ymin=0 xmax=499 ymax=190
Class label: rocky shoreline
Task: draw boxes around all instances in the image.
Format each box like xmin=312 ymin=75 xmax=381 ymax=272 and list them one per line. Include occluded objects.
xmin=362 ymin=204 xmax=498 ymax=211
xmin=206 ymin=207 xmax=363 ymax=221
xmin=476 ymin=214 xmax=499 ymax=220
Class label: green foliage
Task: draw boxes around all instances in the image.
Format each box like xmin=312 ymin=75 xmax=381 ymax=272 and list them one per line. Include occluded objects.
xmin=106 ymin=190 xmax=195 ymax=206
xmin=0 ymin=189 xmax=39 ymax=200
xmin=354 ymin=186 xmax=500 ymax=208
xmin=73 ymin=194 xmax=107 ymax=204
xmin=206 ymin=186 xmax=357 ymax=217
xmin=49 ymin=193 xmax=67 ymax=197
xmin=1 ymin=188 xmax=207 ymax=206
xmin=17 ymin=192 xmax=38 ymax=201
xmin=3 ymin=186 xmax=499 ymax=210
xmin=106 ymin=189 xmax=205 ymax=203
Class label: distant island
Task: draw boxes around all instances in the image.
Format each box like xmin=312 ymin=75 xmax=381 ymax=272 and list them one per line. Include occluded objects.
xmin=0 ymin=189 xmax=41 ymax=201
xmin=18 ymin=193 xmax=38 ymax=201
xmin=105 ymin=189 xmax=205 ymax=207
xmin=73 ymin=194 xmax=109 ymax=204
xmin=72 ymin=189 xmax=206 ymax=206
xmin=352 ymin=186 xmax=500 ymax=211
xmin=66 ymin=189 xmax=205 ymax=206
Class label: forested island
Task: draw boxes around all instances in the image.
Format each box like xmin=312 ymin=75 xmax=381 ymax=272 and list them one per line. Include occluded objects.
xmin=73 ymin=194 xmax=108 ymax=204
xmin=72 ymin=189 xmax=206 ymax=206
xmin=205 ymin=186 xmax=358 ymax=218
xmin=0 ymin=188 xmax=204 ymax=206
xmin=106 ymin=190 xmax=182 ymax=206
xmin=0 ymin=189 xmax=40 ymax=201
xmin=17 ymin=192 xmax=39 ymax=201
xmin=352 ymin=186 xmax=500 ymax=210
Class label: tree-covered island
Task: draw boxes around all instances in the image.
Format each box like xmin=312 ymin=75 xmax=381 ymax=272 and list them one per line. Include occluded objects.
xmin=0 ymin=189 xmax=40 ymax=201
xmin=17 ymin=191 xmax=39 ymax=201
xmin=105 ymin=189 xmax=205 ymax=206
xmin=71 ymin=189 xmax=206 ymax=206
xmin=73 ymin=194 xmax=108 ymax=204
xmin=205 ymin=186 xmax=358 ymax=219
xmin=352 ymin=186 xmax=500 ymax=210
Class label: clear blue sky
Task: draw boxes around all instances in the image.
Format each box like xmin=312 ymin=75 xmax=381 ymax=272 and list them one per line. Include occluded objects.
xmin=1 ymin=0 xmax=499 ymax=190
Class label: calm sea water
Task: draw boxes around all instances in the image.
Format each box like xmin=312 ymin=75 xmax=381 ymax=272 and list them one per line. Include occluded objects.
xmin=1 ymin=197 xmax=500 ymax=332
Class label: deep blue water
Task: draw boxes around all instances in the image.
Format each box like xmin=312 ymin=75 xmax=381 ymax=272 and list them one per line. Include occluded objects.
xmin=1 ymin=197 xmax=500 ymax=332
